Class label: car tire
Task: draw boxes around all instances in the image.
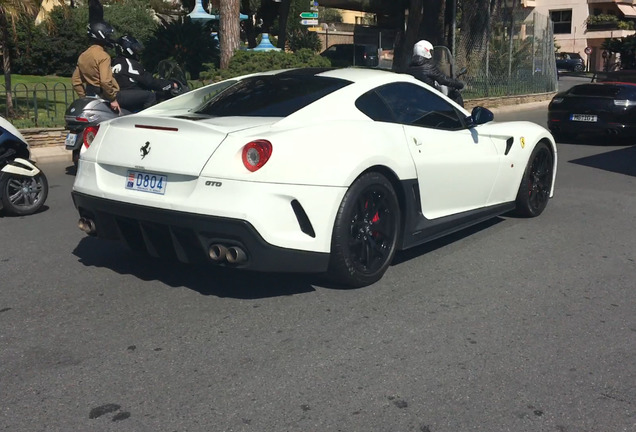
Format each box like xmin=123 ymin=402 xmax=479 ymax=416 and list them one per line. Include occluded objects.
xmin=328 ymin=172 xmax=400 ymax=287
xmin=574 ymin=64 xmax=584 ymax=72
xmin=0 ymin=171 xmax=48 ymax=216
xmin=513 ymin=142 xmax=553 ymax=218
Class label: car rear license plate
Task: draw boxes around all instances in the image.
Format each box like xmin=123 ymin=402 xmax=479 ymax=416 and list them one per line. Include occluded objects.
xmin=65 ymin=132 xmax=78 ymax=149
xmin=571 ymin=114 xmax=598 ymax=122
xmin=125 ymin=170 xmax=167 ymax=195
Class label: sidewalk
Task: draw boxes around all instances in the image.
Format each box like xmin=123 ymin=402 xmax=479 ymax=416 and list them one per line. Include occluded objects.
xmin=28 ymin=97 xmax=553 ymax=165
xmin=31 ymin=145 xmax=71 ymax=165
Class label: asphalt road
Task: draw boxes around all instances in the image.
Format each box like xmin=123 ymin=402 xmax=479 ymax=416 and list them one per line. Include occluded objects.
xmin=1 ymin=105 xmax=635 ymax=432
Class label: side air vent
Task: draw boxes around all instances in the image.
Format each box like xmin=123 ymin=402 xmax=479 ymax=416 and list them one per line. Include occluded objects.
xmin=505 ymin=137 xmax=514 ymax=155
xmin=290 ymin=200 xmax=316 ymax=238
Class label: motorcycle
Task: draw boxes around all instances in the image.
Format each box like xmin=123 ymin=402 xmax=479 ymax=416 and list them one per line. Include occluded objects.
xmin=0 ymin=115 xmax=49 ymax=216
xmin=433 ymin=45 xmax=466 ymax=107
xmin=64 ymin=60 xmax=188 ymax=167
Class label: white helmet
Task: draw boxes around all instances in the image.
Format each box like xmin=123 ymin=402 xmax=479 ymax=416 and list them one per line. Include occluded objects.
xmin=413 ymin=40 xmax=434 ymax=59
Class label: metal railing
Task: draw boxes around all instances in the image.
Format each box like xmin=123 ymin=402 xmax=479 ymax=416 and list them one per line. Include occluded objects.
xmin=0 ymin=82 xmax=77 ymax=127
xmin=1 ymin=80 xmax=209 ymax=128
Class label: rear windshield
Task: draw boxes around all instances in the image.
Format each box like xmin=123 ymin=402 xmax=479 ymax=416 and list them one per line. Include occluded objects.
xmin=569 ymin=84 xmax=620 ymax=97
xmin=195 ymin=74 xmax=351 ymax=117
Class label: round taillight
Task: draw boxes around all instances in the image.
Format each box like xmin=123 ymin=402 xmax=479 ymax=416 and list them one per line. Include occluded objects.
xmin=82 ymin=125 xmax=100 ymax=148
xmin=242 ymin=140 xmax=272 ymax=172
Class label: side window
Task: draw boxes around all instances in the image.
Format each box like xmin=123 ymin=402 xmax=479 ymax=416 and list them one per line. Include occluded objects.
xmin=375 ymin=82 xmax=464 ymax=130
xmin=355 ymin=90 xmax=395 ymax=122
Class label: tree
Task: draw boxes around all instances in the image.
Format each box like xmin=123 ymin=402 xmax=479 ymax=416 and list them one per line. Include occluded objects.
xmin=144 ymin=16 xmax=219 ymax=79
xmin=1 ymin=0 xmax=40 ymax=118
xmin=220 ymin=0 xmax=240 ymax=68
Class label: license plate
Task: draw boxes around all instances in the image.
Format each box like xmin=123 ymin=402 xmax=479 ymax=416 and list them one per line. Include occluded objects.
xmin=65 ymin=133 xmax=78 ymax=149
xmin=125 ymin=170 xmax=167 ymax=195
xmin=571 ymin=114 xmax=598 ymax=122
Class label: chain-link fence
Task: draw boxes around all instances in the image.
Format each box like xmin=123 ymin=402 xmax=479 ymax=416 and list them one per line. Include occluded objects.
xmin=454 ymin=9 xmax=558 ymax=99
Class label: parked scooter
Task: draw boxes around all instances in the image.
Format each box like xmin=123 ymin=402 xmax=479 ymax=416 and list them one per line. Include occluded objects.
xmin=0 ymin=116 xmax=49 ymax=216
xmin=64 ymin=60 xmax=188 ymax=166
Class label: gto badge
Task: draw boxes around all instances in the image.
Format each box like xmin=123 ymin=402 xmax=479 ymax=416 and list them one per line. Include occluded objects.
xmin=140 ymin=141 xmax=151 ymax=159
xmin=520 ymin=137 xmax=526 ymax=149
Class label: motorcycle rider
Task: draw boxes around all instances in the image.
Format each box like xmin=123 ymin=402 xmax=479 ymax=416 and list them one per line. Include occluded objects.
xmin=71 ymin=21 xmax=121 ymax=112
xmin=111 ymin=35 xmax=176 ymax=112
xmin=406 ymin=40 xmax=464 ymax=95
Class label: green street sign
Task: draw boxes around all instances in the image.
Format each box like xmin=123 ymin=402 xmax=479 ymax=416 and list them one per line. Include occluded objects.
xmin=300 ymin=12 xmax=318 ymax=18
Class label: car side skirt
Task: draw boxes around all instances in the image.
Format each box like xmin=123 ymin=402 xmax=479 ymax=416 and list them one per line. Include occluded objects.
xmin=398 ymin=180 xmax=516 ymax=250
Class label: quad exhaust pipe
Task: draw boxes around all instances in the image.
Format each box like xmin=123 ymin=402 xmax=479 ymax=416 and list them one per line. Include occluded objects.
xmin=208 ymin=243 xmax=248 ymax=265
xmin=78 ymin=217 xmax=96 ymax=235
xmin=208 ymin=244 xmax=228 ymax=262
xmin=226 ymin=246 xmax=247 ymax=264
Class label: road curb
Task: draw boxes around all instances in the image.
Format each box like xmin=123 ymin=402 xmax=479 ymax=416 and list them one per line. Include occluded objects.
xmin=489 ymin=99 xmax=551 ymax=114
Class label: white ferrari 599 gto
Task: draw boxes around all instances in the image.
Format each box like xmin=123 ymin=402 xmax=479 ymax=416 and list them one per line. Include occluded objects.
xmin=72 ymin=67 xmax=557 ymax=287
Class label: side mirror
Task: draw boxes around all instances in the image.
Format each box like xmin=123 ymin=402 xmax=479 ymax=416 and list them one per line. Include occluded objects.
xmin=471 ymin=106 xmax=494 ymax=125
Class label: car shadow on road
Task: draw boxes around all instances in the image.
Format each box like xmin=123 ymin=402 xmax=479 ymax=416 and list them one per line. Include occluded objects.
xmin=392 ymin=217 xmax=505 ymax=265
xmin=73 ymin=217 xmax=509 ymax=295
xmin=556 ymin=135 xmax=634 ymax=146
xmin=569 ymin=145 xmax=636 ymax=177
xmin=72 ymin=237 xmax=319 ymax=299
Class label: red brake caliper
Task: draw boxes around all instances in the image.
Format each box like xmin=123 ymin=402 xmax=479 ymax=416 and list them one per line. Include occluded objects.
xmin=371 ymin=211 xmax=380 ymax=238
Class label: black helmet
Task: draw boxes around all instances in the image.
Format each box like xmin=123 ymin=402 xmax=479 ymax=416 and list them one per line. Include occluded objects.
xmin=87 ymin=21 xmax=115 ymax=46
xmin=116 ymin=35 xmax=144 ymax=60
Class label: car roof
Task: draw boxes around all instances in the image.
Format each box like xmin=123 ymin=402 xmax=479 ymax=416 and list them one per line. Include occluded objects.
xmin=314 ymin=67 xmax=397 ymax=81
xmin=233 ymin=66 xmax=400 ymax=84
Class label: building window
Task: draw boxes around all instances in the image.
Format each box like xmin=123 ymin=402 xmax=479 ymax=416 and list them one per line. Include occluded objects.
xmin=551 ymin=9 xmax=572 ymax=34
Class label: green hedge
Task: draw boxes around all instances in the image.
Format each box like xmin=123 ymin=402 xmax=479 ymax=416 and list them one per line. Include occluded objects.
xmin=200 ymin=49 xmax=331 ymax=81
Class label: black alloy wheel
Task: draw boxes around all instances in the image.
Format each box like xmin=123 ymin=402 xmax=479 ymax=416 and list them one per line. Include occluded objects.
xmin=328 ymin=172 xmax=400 ymax=287
xmin=0 ymin=172 xmax=48 ymax=216
xmin=514 ymin=142 xmax=553 ymax=218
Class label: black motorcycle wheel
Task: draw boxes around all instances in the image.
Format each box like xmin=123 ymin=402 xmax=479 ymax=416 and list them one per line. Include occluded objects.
xmin=0 ymin=171 xmax=49 ymax=216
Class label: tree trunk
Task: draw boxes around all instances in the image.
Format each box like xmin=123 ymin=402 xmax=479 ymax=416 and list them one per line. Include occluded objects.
xmin=393 ymin=0 xmax=424 ymax=72
xmin=2 ymin=17 xmax=15 ymax=118
xmin=277 ymin=0 xmax=291 ymax=50
xmin=220 ymin=0 xmax=241 ymax=69
xmin=419 ymin=0 xmax=444 ymax=44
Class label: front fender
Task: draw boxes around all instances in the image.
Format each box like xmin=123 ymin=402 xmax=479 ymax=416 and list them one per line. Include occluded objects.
xmin=1 ymin=158 xmax=41 ymax=177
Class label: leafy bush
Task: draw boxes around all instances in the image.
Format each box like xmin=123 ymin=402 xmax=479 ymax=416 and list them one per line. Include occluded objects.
xmin=6 ymin=1 xmax=159 ymax=77
xmin=287 ymin=29 xmax=322 ymax=52
xmin=102 ymin=0 xmax=161 ymax=44
xmin=586 ymin=14 xmax=634 ymax=30
xmin=199 ymin=49 xmax=331 ymax=81
xmin=143 ymin=17 xmax=219 ymax=80
xmin=602 ymin=34 xmax=636 ymax=69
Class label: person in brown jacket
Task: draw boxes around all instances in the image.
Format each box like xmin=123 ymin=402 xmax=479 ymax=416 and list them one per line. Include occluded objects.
xmin=72 ymin=21 xmax=120 ymax=112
